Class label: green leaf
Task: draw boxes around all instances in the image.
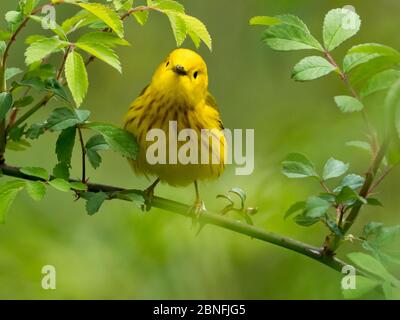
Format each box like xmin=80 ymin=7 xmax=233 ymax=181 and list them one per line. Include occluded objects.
xmin=334 ymin=174 xmax=365 ymax=192
xmin=292 ymin=56 xmax=336 ymax=81
xmin=24 ymin=63 xmax=56 ymax=81
xmin=303 ymin=196 xmax=330 ymax=219
xmin=21 ymin=0 xmax=38 ymax=15
xmin=347 ymin=47 xmax=400 ymax=87
xmin=52 ymin=162 xmax=70 ymax=179
xmin=5 ymin=67 xmax=23 ymax=81
xmin=85 ymin=191 xmax=108 ymax=215
xmin=65 ymin=51 xmax=88 ymax=107
xmin=293 ymin=214 xmax=320 ymax=227
xmin=25 ymin=122 xmax=46 ymax=139
xmin=47 ymin=107 xmax=90 ymax=131
xmin=131 ymin=10 xmax=149 ymax=26
xmin=364 ymin=223 xmax=400 ymax=248
xmin=77 ymin=32 xmax=130 ymax=47
xmin=345 ymin=140 xmax=372 ymax=154
xmin=77 ymin=3 xmax=124 ymax=38
xmin=26 ymin=181 xmax=46 ymax=201
xmin=361 ymin=70 xmax=400 ymax=98
xmin=110 ymin=0 xmax=132 ymax=11
xmin=366 ymin=198 xmax=383 ymax=207
xmin=336 ymin=186 xmax=365 ymax=205
xmin=363 ymin=221 xmax=384 ymax=238
xmin=25 ymin=37 xmax=66 ymax=65
xmin=62 ymin=10 xmax=100 ymax=34
xmin=342 ymin=276 xmax=380 ymax=299
xmin=45 ymin=78 xmax=70 ymax=103
xmin=152 ymin=0 xmax=185 ymax=12
xmin=262 ymin=14 xmax=323 ymax=52
xmin=323 ymin=158 xmax=349 ymax=180
xmin=0 ymin=92 xmax=13 ymax=121
xmin=25 ymin=34 xmax=46 ymax=44
xmin=86 ymin=149 xmax=102 ymax=169
xmin=13 ymin=96 xmax=34 ymax=109
xmin=85 ymin=134 xmax=109 ymax=169
xmin=164 ymin=11 xmax=187 ymax=46
xmin=8 ymin=125 xmax=26 ymax=141
xmin=162 ymin=11 xmax=212 ymax=50
xmin=348 ymin=252 xmax=396 ymax=283
xmin=334 ymin=95 xmax=364 ymax=113
xmin=343 ymin=44 xmax=400 ymax=74
xmin=48 ymin=178 xmax=71 ymax=192
xmin=20 ymin=166 xmax=49 ymax=180
xmin=69 ymin=181 xmax=88 ymax=191
xmin=75 ymin=42 xmax=121 ymax=72
xmin=249 ymin=16 xmax=280 ymax=26
xmin=5 ymin=10 xmax=23 ymax=32
xmin=56 ymin=127 xmax=76 ymax=165
xmin=323 ymin=8 xmax=361 ymax=52
xmin=84 ymin=123 xmax=139 ymax=160
xmin=178 ymin=13 xmax=212 ymax=50
xmin=14 ymin=77 xmax=45 ymax=91
xmin=86 ymin=134 xmax=109 ymax=151
xmin=282 ymin=152 xmax=318 ymax=179
xmin=284 ymin=201 xmax=305 ymax=219
xmin=0 ymin=180 xmax=26 ymax=223
xmin=28 ymin=14 xmax=68 ymax=41
xmin=75 ymin=109 xmax=91 ymax=122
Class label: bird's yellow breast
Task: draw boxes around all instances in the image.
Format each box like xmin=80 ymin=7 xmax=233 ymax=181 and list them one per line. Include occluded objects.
xmin=124 ymin=86 xmax=225 ymax=186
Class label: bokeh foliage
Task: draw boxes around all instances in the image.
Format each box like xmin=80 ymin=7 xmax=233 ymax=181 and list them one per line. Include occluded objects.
xmin=0 ymin=0 xmax=399 ymax=299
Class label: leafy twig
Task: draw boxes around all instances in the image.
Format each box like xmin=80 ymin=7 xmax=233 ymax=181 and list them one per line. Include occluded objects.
xmin=324 ymin=51 xmax=376 ymax=144
xmin=0 ymin=162 xmax=366 ymax=277
xmin=319 ymin=51 xmax=392 ymax=254
xmin=1 ymin=4 xmax=51 ymax=68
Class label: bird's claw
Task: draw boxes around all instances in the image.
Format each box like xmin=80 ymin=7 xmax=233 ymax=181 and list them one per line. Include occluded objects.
xmin=188 ymin=200 xmax=206 ymax=231
xmin=141 ymin=188 xmax=155 ymax=212
xmin=188 ymin=200 xmax=206 ymax=218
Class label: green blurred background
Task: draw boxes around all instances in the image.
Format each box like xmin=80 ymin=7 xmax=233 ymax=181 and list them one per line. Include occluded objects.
xmin=0 ymin=0 xmax=399 ymax=299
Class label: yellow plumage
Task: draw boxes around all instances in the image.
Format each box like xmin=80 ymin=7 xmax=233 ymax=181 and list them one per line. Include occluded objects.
xmin=123 ymin=48 xmax=225 ymax=208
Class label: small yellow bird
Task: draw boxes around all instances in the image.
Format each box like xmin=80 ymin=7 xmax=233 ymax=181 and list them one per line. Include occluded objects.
xmin=123 ymin=48 xmax=225 ymax=212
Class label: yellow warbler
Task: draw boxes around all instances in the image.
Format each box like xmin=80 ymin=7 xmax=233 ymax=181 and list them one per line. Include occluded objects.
xmin=123 ymin=48 xmax=225 ymax=212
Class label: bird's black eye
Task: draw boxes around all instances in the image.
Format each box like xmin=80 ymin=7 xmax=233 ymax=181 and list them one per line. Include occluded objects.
xmin=166 ymin=61 xmax=170 ymax=67
xmin=193 ymin=71 xmax=198 ymax=79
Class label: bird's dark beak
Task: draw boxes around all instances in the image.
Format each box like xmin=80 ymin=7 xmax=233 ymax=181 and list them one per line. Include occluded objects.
xmin=173 ymin=64 xmax=187 ymax=76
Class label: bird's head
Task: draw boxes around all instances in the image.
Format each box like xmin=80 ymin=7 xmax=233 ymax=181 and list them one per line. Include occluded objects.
xmin=152 ymin=48 xmax=208 ymax=104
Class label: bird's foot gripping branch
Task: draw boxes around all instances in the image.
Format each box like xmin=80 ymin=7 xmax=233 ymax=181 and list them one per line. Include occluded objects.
xmin=0 ymin=1 xmax=399 ymax=299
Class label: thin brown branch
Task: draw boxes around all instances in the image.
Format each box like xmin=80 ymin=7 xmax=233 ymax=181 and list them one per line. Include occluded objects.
xmin=77 ymin=127 xmax=86 ymax=183
xmin=56 ymin=46 xmax=71 ymax=80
